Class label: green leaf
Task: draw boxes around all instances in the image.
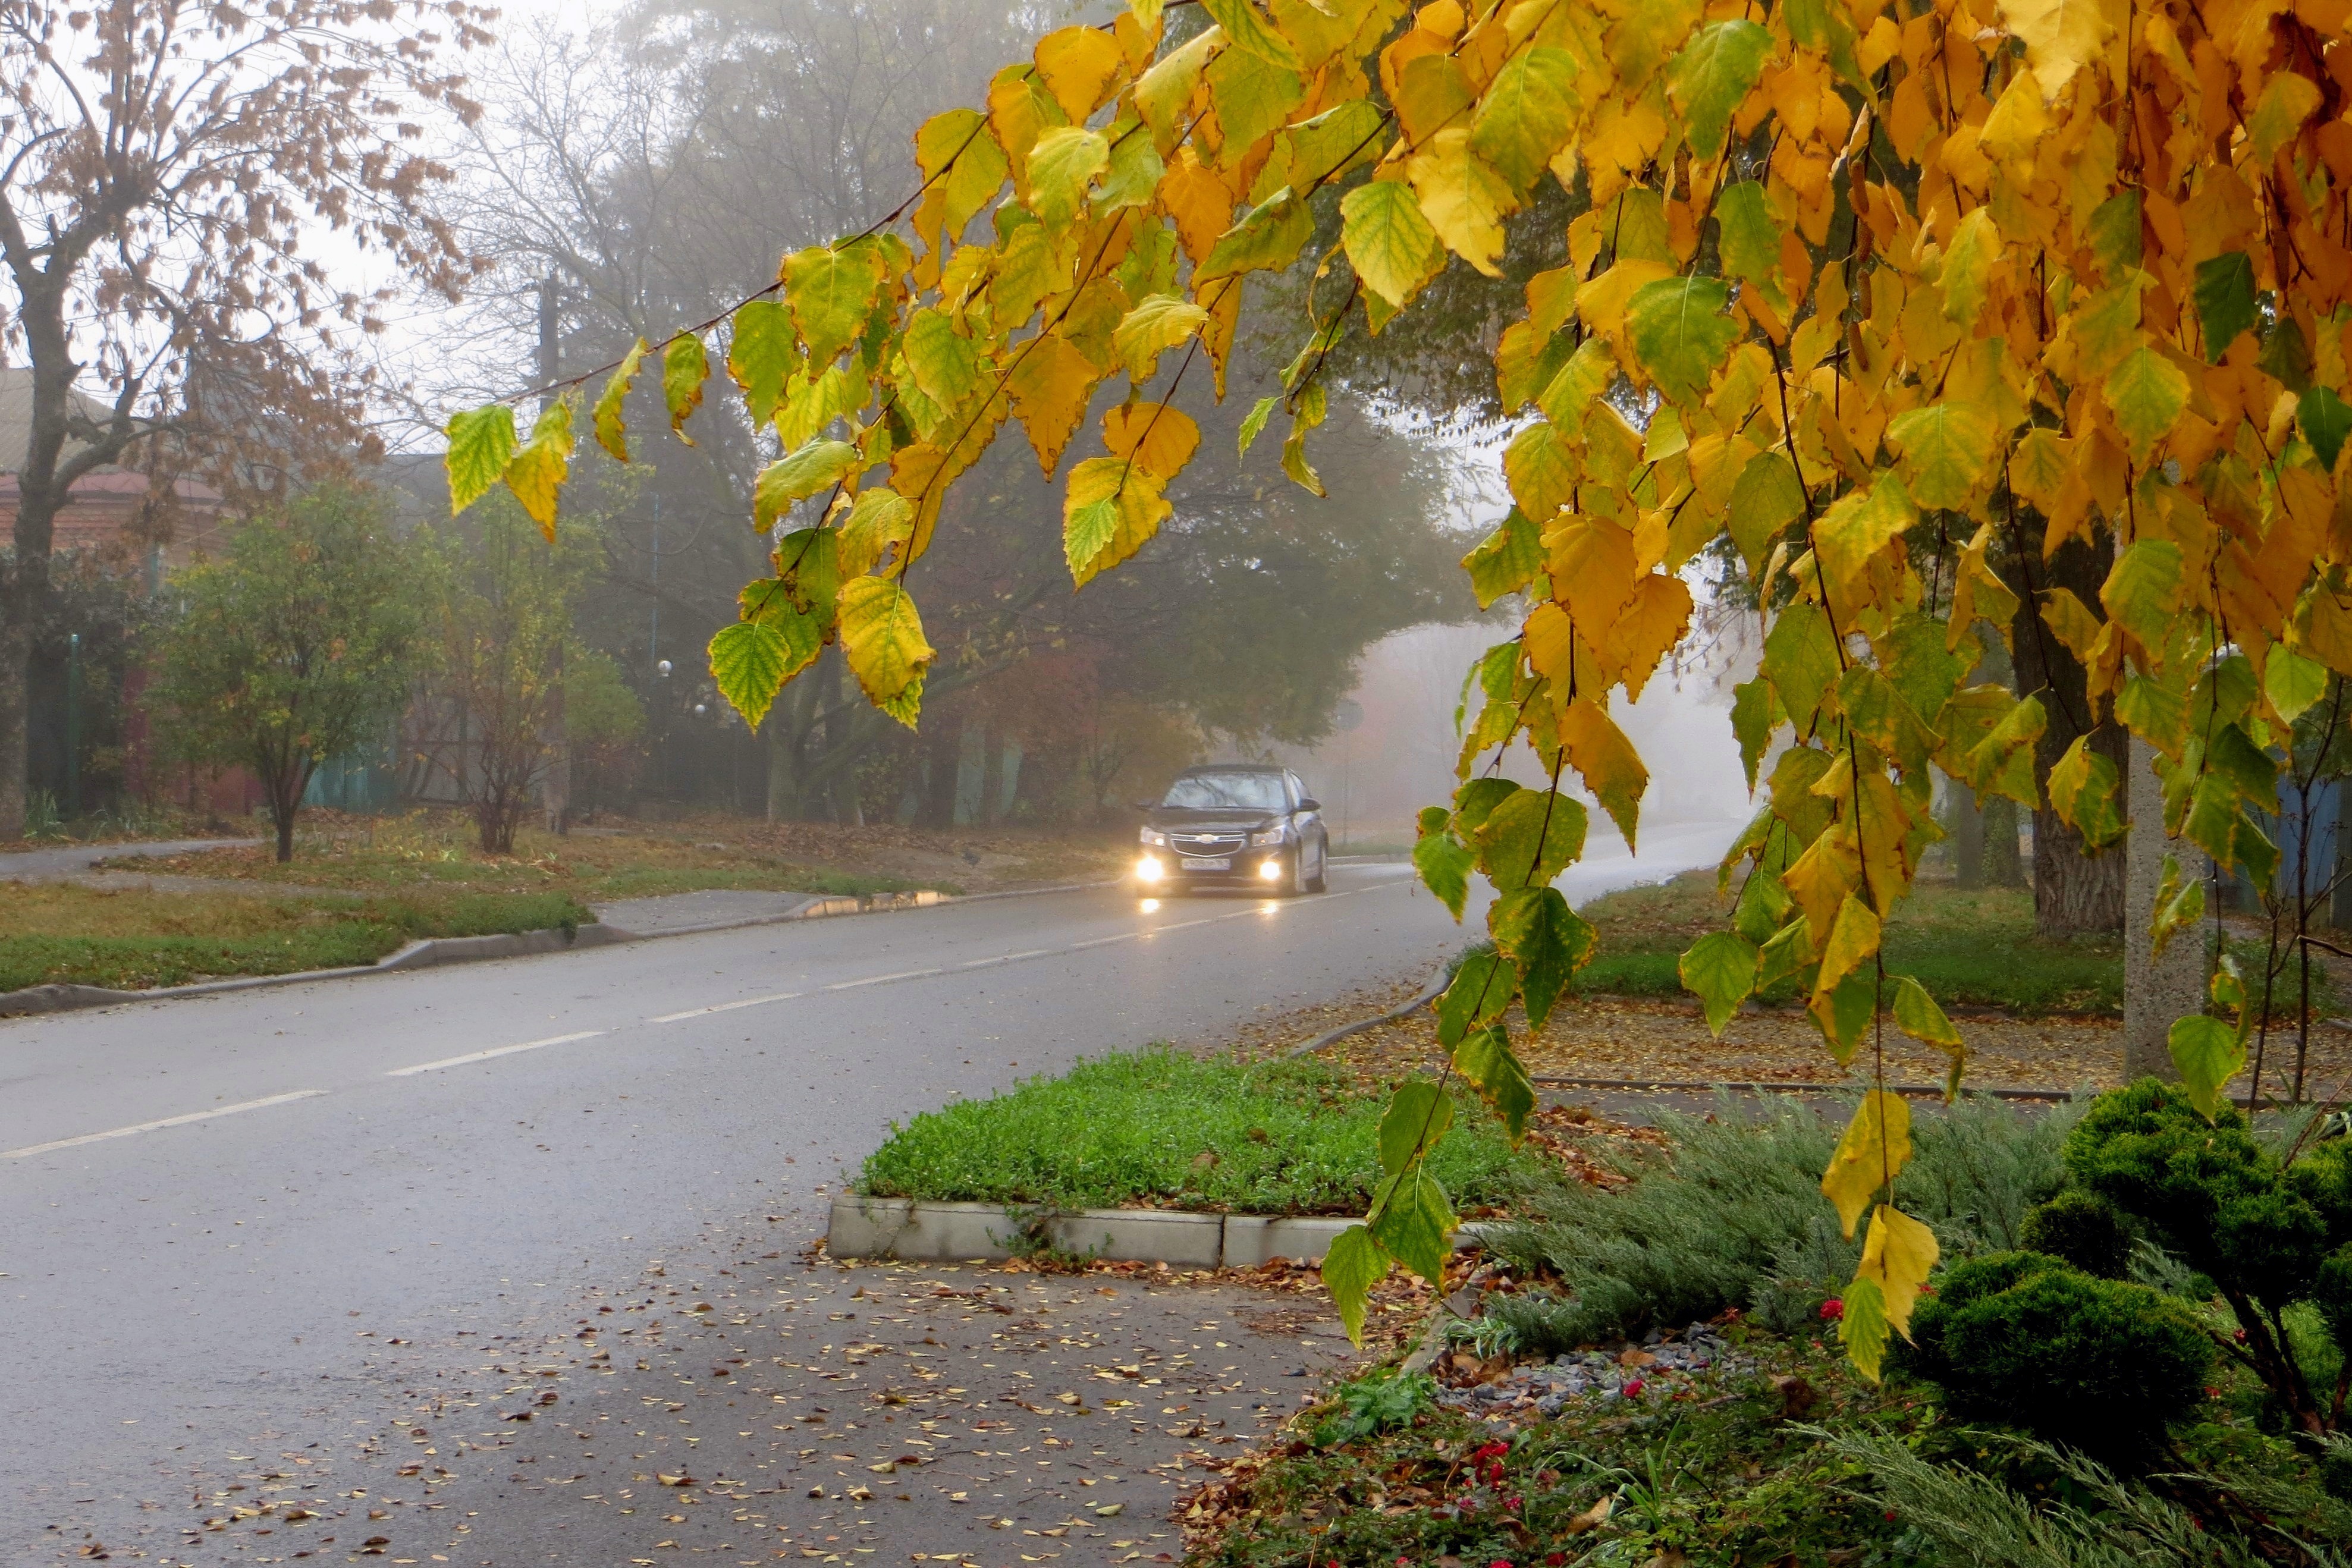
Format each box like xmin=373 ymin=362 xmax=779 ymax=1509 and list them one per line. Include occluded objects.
xmin=2149 ymin=852 xmax=2206 ymax=963
xmin=1377 ymin=1082 xmax=1455 ymax=1176
xmin=754 ymin=440 xmax=858 ymax=532
xmin=1763 ymin=602 xmax=1841 ymax=727
xmin=1625 ymin=275 xmax=1738 ymax=403
xmin=1489 ymin=885 xmax=1593 ymax=1031
xmin=445 ymin=405 xmax=519 ymax=516
xmin=2266 ymin=644 xmax=2329 ymax=723
xmin=1027 ymin=126 xmax=1110 ymax=227
xmin=1414 ymin=806 xmax=1474 ymax=919
xmin=663 ymin=334 xmax=709 ymax=444
xmin=1452 ymin=1021 xmax=1535 ymax=1140
xmin=1667 ymin=20 xmax=1773 ymax=162
xmin=837 ymin=576 xmax=935 ymax=714
xmin=2046 ymin=734 xmax=2127 ymax=850
xmin=1368 ymin=1169 xmax=1455 ymax=1287
xmin=1282 ymin=100 xmax=1385 ymax=190
xmin=1320 ymin=1224 xmax=1389 ymax=1345
xmin=777 ymin=527 xmax=843 ymax=627
xmin=786 ymin=247 xmax=883 ymax=369
xmin=2302 ymin=385 xmax=2352 ymax=469
xmin=1340 ymin=180 xmax=1445 ymax=310
xmin=1462 ymin=507 xmax=1543 ymax=609
xmin=2100 ymin=539 xmax=2185 ymax=651
xmin=1198 ymin=0 xmax=1299 ymax=67
xmin=1890 ymin=975 xmax=1960 ymax=1048
xmin=1728 ymin=450 xmax=1805 ymax=568
xmin=726 ymin=303 xmax=797 ymax=427
xmin=1205 ymin=44 xmax=1305 ymax=159
xmin=2169 ymin=1014 xmax=2245 ymax=1123
xmin=1469 ymin=46 xmax=1580 ymax=194
xmin=1734 ymin=865 xmax=1790 ymax=945
xmin=1436 ymin=949 xmax=1513 ymax=1047
xmin=1679 ymin=930 xmax=1759 ymax=1035
xmin=2193 ymin=252 xmax=2259 ymax=362
xmin=2080 ymin=190 xmax=2139 ymax=280
xmin=1715 ymin=180 xmax=1782 ymax=294
xmin=1883 ymin=400 xmax=1995 ymax=511
xmin=836 ymin=487 xmax=916 ymax=578
xmin=1237 ymin=395 xmax=1279 ymax=458
xmin=1200 ymin=187 xmax=1312 ymax=279
xmin=2103 ymin=344 xmax=2190 ymax=460
xmin=903 ymin=308 xmax=981 ymax=408
xmin=1113 ymin=293 xmax=1208 ymax=382
xmin=2263 ymin=315 xmax=2315 ymax=394
xmin=1959 ymin=692 xmax=2046 ymax=807
xmin=592 ymin=339 xmax=650 ymax=463
xmin=1756 ymin=917 xmax=1814 ymax=990
xmin=1939 ymin=208 xmax=2000 ymax=327
xmin=1838 ymin=1274 xmax=1891 ymax=1382
xmin=708 ymin=620 xmax=795 ymax=731
xmin=2208 ymin=721 xmax=2279 ymax=802
xmin=1474 ymin=787 xmax=1588 ymax=888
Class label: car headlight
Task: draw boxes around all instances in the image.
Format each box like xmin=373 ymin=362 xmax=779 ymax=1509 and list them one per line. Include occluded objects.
xmin=1140 ymin=828 xmax=1167 ymax=846
xmin=1136 ymin=854 xmax=1165 ymax=880
xmin=1248 ymin=824 xmax=1289 ymax=846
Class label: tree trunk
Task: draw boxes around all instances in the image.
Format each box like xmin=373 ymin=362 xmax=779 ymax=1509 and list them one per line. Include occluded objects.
xmin=1982 ymin=794 xmax=2025 ymax=887
xmin=1951 ymin=777 xmax=1986 ymax=889
xmin=2124 ymin=736 xmax=2208 ymax=1080
xmin=766 ymin=717 xmax=799 ymax=823
xmin=2008 ymin=530 xmax=2127 ymax=935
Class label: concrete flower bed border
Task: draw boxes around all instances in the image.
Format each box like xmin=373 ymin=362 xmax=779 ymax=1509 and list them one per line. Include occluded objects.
xmin=827 ymin=1192 xmax=1493 ymax=1268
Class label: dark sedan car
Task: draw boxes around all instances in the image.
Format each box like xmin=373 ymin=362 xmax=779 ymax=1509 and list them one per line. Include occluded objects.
xmin=1134 ymin=765 xmax=1329 ymax=894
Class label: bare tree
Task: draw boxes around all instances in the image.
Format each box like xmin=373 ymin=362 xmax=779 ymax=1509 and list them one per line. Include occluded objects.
xmin=0 ymin=0 xmax=490 ymax=834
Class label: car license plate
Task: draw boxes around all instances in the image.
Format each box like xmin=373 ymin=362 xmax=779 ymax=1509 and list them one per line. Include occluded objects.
xmin=1182 ymin=857 xmax=1232 ymax=872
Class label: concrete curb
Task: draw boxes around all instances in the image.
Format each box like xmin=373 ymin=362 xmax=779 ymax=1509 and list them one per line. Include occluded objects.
xmin=825 ymin=1193 xmax=1491 ymax=1268
xmin=0 ymin=921 xmax=634 ymax=1019
xmin=1285 ymin=963 xmax=1449 ymax=1058
xmin=0 ymin=878 xmax=1120 ymax=1022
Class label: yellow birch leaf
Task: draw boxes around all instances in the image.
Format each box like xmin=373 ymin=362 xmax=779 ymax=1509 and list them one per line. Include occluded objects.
xmin=1996 ymin=0 xmax=2115 ymax=100
xmin=1406 ymin=128 xmax=1512 ymax=277
xmin=1855 ymin=1204 xmax=1939 ymax=1343
xmin=1101 ymin=402 xmax=1202 ymax=479
xmin=1820 ymin=1089 xmax=1911 ymax=1240
xmin=837 ymin=576 xmax=935 ymax=712
xmin=1007 ymin=332 xmax=1104 ymax=477
xmin=1034 ymin=26 xmax=1126 ymax=122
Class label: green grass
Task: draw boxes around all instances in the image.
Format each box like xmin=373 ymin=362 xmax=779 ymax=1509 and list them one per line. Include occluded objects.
xmin=0 ymin=884 xmax=591 ymax=992
xmin=1573 ymin=874 xmax=2124 ymax=1016
xmin=855 ymin=1049 xmax=1538 ymax=1215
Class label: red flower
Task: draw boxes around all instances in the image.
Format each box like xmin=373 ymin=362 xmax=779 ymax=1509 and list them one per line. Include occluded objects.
xmin=1622 ymin=1378 xmax=1645 ymax=1398
xmin=1546 ymin=1557 xmax=1567 ymax=1567
xmin=1820 ymin=1298 xmax=1845 ymax=1321
xmin=1505 ymin=1496 xmax=1523 ymax=1511
xmin=1489 ymin=1559 xmax=1513 ymax=1568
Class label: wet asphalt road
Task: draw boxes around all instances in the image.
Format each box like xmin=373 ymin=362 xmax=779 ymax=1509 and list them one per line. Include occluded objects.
xmin=1 ymin=827 xmax=1741 ymax=1564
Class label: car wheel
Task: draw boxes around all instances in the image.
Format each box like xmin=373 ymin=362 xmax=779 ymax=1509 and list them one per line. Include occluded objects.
xmin=1304 ymin=835 xmax=1327 ymax=893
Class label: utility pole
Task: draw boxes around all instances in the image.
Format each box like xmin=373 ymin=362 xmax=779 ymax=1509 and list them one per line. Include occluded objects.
xmin=538 ymin=275 xmax=572 ymax=836
xmin=64 ymin=630 xmax=81 ymax=819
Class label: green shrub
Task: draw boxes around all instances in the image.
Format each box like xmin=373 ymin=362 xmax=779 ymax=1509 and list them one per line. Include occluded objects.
xmin=1311 ymin=1369 xmax=1434 ymax=1448
xmin=2067 ymin=1080 xmax=2352 ymax=1435
xmin=2018 ymin=1189 xmax=2137 ymax=1278
xmin=1480 ymin=1094 xmax=2071 ymax=1353
xmin=1898 ymin=1250 xmax=2211 ymax=1460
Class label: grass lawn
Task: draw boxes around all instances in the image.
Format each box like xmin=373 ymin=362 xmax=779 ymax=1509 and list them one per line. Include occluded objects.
xmin=855 ymin=1049 xmax=1542 ymax=1216
xmin=1574 ymin=872 xmax=2124 ymax=1016
xmin=103 ymin=809 xmax=962 ymax=903
xmin=0 ymin=883 xmax=591 ymax=992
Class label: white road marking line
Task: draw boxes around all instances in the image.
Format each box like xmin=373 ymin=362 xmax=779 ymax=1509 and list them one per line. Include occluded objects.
xmin=649 ymin=992 xmax=803 ymax=1023
xmin=3 ymin=1089 xmax=330 ymax=1160
xmin=958 ymin=949 xmax=1051 ymax=968
xmin=822 ymin=967 xmax=946 ymax=991
xmin=637 ymin=876 xmax=1411 ymax=1013
xmin=385 ymin=1031 xmax=604 ymax=1077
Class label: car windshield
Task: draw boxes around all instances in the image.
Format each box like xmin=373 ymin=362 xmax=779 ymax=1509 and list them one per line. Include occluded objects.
xmin=1160 ymin=772 xmax=1288 ymax=810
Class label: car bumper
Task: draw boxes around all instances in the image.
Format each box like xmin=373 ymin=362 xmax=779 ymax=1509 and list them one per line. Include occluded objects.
xmin=1133 ymin=849 xmax=1289 ymax=887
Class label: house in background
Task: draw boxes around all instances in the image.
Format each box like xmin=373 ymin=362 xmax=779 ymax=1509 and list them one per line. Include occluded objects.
xmin=0 ymin=367 xmax=233 ymax=818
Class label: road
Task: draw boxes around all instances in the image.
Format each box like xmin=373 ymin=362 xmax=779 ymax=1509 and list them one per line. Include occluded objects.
xmin=0 ymin=825 xmax=1739 ymax=1561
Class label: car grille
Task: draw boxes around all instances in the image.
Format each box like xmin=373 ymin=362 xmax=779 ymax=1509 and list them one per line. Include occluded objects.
xmin=1169 ymin=832 xmax=1247 ymax=858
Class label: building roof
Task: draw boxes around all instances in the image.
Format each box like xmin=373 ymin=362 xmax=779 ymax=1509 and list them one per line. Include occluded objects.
xmin=0 ymin=365 xmax=123 ymax=474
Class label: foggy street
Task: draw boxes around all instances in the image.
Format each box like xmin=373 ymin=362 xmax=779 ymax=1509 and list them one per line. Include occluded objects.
xmin=1 ymin=828 xmax=1739 ymax=1562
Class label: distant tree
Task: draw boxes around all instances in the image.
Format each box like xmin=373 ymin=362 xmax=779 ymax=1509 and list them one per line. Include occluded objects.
xmin=150 ymin=488 xmax=422 ymax=861
xmin=0 ymin=0 xmax=489 ymax=837
xmin=564 ymin=648 xmax=648 ymax=814
xmin=418 ymin=499 xmax=596 ymax=854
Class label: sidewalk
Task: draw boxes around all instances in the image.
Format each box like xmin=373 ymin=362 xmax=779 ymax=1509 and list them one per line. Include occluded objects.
xmin=0 ymin=837 xmax=259 ymax=882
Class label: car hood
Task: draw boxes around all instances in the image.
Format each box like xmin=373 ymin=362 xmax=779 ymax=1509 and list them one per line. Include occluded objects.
xmin=1146 ymin=807 xmax=1279 ymax=832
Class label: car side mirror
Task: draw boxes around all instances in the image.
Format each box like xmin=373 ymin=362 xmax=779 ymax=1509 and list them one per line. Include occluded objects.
xmin=1298 ymin=798 xmax=1321 ymax=812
